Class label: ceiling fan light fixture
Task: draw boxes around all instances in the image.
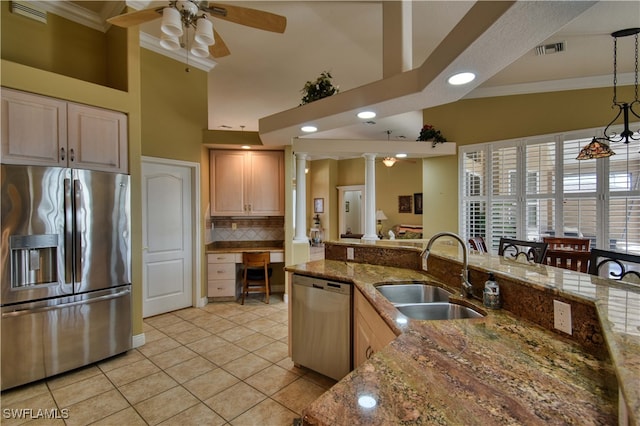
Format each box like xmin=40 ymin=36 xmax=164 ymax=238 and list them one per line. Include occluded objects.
xmin=382 ymin=157 xmax=397 ymax=167
xmin=160 ymin=34 xmax=181 ymax=51
xmin=195 ymin=17 xmax=215 ymax=46
xmin=190 ymin=40 xmax=210 ymax=58
xmin=161 ymin=7 xmax=183 ymax=37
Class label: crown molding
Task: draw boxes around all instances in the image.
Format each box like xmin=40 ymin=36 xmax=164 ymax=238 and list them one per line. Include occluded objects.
xmin=140 ymin=32 xmax=217 ymax=72
xmin=31 ymin=1 xmax=125 ymax=33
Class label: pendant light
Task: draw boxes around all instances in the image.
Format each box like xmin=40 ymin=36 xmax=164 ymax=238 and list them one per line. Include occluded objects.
xmin=577 ymin=27 xmax=640 ymax=160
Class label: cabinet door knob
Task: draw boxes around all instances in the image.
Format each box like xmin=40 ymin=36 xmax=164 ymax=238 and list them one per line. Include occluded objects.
xmin=60 ymin=147 xmax=66 ymax=161
xmin=69 ymin=148 xmax=75 ymax=162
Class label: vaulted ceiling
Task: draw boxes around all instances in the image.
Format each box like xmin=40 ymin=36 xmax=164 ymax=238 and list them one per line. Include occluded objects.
xmin=45 ymin=1 xmax=640 ymax=143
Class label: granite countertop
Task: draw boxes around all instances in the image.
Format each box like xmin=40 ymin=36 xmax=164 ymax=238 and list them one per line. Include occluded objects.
xmin=286 ymin=247 xmax=640 ymax=425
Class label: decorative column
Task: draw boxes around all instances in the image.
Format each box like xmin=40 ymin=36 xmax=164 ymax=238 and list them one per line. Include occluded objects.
xmin=294 ymin=153 xmax=308 ymax=242
xmin=362 ymin=153 xmax=378 ymax=241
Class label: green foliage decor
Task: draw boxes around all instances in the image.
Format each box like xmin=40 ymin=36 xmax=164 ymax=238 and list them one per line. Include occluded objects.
xmin=417 ymin=124 xmax=447 ymax=147
xmin=300 ymin=71 xmax=339 ymax=105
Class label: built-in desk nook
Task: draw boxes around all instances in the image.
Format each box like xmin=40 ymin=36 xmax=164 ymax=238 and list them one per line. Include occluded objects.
xmin=206 ymin=244 xmax=285 ymax=301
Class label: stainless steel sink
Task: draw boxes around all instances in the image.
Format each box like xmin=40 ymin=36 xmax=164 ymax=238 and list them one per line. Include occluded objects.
xmin=395 ymin=302 xmax=484 ymax=320
xmin=375 ymin=283 xmax=452 ymax=304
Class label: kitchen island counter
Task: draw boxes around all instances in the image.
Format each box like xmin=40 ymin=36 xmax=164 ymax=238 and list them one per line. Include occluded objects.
xmin=286 ymin=255 xmax=636 ymax=425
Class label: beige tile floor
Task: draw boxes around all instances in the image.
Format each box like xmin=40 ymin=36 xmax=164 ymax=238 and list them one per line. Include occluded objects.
xmin=1 ymin=294 xmax=336 ymax=426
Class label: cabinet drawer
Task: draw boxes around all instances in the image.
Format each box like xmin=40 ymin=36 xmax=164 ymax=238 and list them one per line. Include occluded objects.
xmin=208 ymin=280 xmax=236 ymax=297
xmin=270 ymin=252 xmax=284 ymax=263
xmin=207 ymin=263 xmax=236 ymax=280
xmin=208 ymin=253 xmax=238 ymax=263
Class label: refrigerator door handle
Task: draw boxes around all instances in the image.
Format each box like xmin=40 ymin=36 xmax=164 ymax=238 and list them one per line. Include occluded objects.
xmin=64 ymin=178 xmax=73 ymax=284
xmin=73 ymin=178 xmax=82 ymax=279
xmin=1 ymin=288 xmax=131 ymax=318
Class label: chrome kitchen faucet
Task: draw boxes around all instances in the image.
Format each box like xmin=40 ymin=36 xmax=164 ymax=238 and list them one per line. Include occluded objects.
xmin=421 ymin=232 xmax=473 ymax=298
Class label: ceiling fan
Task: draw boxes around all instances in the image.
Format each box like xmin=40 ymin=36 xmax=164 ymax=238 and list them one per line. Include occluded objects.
xmin=107 ymin=1 xmax=287 ymax=58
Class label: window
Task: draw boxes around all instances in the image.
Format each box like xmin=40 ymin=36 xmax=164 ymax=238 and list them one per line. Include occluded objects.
xmin=459 ymin=126 xmax=640 ymax=254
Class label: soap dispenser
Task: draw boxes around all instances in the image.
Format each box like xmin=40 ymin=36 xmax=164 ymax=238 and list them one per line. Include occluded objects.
xmin=483 ymin=273 xmax=501 ymax=309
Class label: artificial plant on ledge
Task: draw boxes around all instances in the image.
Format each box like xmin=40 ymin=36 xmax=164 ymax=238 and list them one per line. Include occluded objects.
xmin=300 ymin=71 xmax=339 ymax=105
xmin=417 ymin=124 xmax=447 ymax=147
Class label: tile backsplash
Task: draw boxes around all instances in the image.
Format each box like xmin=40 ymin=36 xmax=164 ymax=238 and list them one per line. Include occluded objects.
xmin=210 ymin=217 xmax=284 ymax=242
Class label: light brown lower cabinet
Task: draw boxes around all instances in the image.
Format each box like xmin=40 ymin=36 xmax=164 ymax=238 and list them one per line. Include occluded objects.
xmin=354 ymin=287 xmax=396 ymax=368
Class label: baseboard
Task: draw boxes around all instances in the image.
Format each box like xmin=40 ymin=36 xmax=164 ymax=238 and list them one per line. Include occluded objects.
xmin=132 ymin=333 xmax=145 ymax=349
xmin=197 ymin=296 xmax=208 ymax=307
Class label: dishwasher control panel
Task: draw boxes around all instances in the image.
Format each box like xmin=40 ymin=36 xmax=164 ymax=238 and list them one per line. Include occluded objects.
xmin=292 ymin=274 xmax=351 ymax=295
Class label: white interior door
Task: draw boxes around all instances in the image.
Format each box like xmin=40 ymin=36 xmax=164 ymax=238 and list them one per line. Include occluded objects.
xmin=142 ymin=160 xmax=193 ymax=317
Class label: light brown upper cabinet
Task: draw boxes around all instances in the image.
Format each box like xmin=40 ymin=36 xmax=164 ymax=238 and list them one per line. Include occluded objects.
xmin=1 ymin=88 xmax=128 ymax=173
xmin=210 ymin=150 xmax=284 ymax=216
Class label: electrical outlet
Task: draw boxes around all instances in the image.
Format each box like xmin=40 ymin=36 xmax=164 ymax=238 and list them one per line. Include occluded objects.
xmin=553 ymin=300 xmax=572 ymax=335
xmin=346 ymin=247 xmax=355 ymax=260
xmin=231 ymin=223 xmax=237 ymax=230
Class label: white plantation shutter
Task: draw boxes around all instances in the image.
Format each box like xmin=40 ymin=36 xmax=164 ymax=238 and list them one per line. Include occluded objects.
xmin=461 ymin=150 xmax=487 ymax=243
xmin=489 ymin=145 xmax=519 ymax=250
xmin=562 ymin=137 xmax=598 ymax=245
xmin=525 ymin=140 xmax=556 ymax=240
xmin=608 ymin=142 xmax=640 ymax=252
xmin=459 ymin=126 xmax=640 ymax=255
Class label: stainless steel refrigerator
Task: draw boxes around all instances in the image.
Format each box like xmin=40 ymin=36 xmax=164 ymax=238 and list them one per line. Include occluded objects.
xmin=1 ymin=164 xmax=132 ymax=390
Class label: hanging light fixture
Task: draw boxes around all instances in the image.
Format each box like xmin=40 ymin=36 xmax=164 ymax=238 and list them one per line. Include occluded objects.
xmin=160 ymin=1 xmax=215 ymax=59
xmin=577 ymin=27 xmax=640 ymax=160
xmin=382 ymin=157 xmax=397 ymax=167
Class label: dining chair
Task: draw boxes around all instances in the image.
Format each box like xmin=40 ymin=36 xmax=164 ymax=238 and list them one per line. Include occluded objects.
xmin=543 ymin=237 xmax=591 ymax=252
xmin=468 ymin=236 xmax=488 ymax=253
xmin=545 ymin=249 xmax=591 ymax=272
xmin=241 ymin=252 xmax=272 ymax=304
xmin=543 ymin=237 xmax=591 ymax=272
xmin=588 ymin=248 xmax=640 ymax=283
xmin=498 ymin=238 xmax=549 ymax=264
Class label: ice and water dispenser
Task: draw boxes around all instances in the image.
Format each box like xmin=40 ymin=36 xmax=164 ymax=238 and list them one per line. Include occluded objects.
xmin=10 ymin=234 xmax=58 ymax=287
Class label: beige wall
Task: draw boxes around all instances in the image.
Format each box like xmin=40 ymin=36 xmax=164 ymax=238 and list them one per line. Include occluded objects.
xmin=421 ymin=85 xmax=636 ymax=236
xmin=139 ymin=48 xmax=211 ymax=307
xmin=320 ymin=157 xmax=423 ymax=238
xmin=0 ymin=2 xmax=126 ymax=90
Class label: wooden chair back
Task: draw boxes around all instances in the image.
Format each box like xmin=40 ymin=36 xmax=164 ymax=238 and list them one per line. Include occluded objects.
xmin=546 ymin=250 xmax=591 ymax=272
xmin=468 ymin=237 xmax=488 ymax=253
xmin=543 ymin=237 xmax=591 ymax=252
xmin=498 ymin=237 xmax=549 ymax=264
xmin=588 ymin=248 xmax=640 ymax=283
xmin=241 ymin=252 xmax=271 ymax=304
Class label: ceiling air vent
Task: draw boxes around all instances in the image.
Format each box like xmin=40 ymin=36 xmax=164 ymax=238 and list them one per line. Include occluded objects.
xmin=535 ymin=41 xmax=565 ymax=56
xmin=10 ymin=1 xmax=47 ymax=24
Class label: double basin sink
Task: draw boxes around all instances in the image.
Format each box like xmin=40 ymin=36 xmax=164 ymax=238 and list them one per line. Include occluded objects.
xmin=375 ymin=282 xmax=484 ymax=320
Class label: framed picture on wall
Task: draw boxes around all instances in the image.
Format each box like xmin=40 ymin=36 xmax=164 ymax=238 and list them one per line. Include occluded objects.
xmin=314 ymin=198 xmax=324 ymax=213
xmin=398 ymin=195 xmax=412 ymax=213
xmin=414 ymin=193 xmax=423 ymax=214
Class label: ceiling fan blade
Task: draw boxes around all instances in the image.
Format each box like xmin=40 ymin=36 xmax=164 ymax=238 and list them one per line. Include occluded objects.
xmin=210 ymin=30 xmax=231 ymax=58
xmin=107 ymin=7 xmax=162 ymax=28
xmin=206 ymin=3 xmax=286 ymax=33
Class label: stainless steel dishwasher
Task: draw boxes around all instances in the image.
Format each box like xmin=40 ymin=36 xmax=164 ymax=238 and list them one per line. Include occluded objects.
xmin=291 ymin=274 xmax=352 ymax=381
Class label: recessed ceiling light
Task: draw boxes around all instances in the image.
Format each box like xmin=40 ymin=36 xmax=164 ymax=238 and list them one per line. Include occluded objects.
xmin=448 ymin=72 xmax=476 ymax=85
xmin=396 ymin=153 xmax=407 ymax=158
xmin=357 ymin=111 xmax=376 ymax=119
xmin=241 ymin=145 xmax=251 ymax=149
xmin=301 ymin=125 xmax=317 ymax=133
